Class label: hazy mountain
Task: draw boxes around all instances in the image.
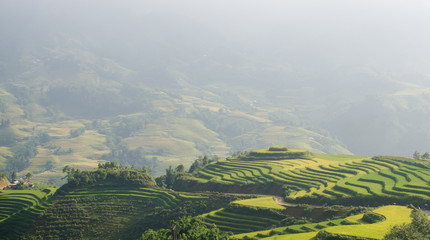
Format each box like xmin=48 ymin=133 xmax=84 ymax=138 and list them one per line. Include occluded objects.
xmin=1 ymin=0 xmax=430 ymax=182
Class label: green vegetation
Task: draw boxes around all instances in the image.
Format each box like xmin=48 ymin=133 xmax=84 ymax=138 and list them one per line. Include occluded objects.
xmin=0 ymin=148 xmax=428 ymax=240
xmin=234 ymin=205 xmax=412 ymax=240
xmin=384 ymin=209 xmax=430 ymax=240
xmin=321 ymin=206 xmax=412 ymax=240
xmin=23 ymin=185 xmax=238 ymax=240
xmin=140 ymin=216 xmax=230 ymax=240
xmin=361 ymin=211 xmax=385 ymax=224
xmin=232 ymin=197 xmax=285 ymax=210
xmin=200 ymin=204 xmax=285 ymax=234
xmin=61 ymin=161 xmax=156 ymax=190
xmin=175 ymin=149 xmax=430 ymax=206
xmin=0 ymin=188 xmax=56 ymax=239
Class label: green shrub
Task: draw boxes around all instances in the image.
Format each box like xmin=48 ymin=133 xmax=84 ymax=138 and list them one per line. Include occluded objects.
xmin=315 ymin=224 xmax=325 ymax=229
xmin=256 ymin=233 xmax=268 ymax=238
xmin=315 ymin=230 xmax=369 ymax=240
xmin=281 ymin=216 xmax=309 ymax=226
xmin=384 ymin=210 xmax=430 ymax=240
xmin=340 ymin=220 xmax=353 ymax=225
xmin=362 ymin=211 xmax=385 ymax=223
xmin=301 ymin=226 xmax=314 ymax=232
xmin=241 ymin=236 xmax=258 ymax=240
xmin=269 ymin=230 xmax=282 ymax=236
xmin=283 ymin=228 xmax=302 ymax=233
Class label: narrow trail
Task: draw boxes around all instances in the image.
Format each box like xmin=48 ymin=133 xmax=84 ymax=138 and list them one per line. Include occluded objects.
xmin=273 ymin=196 xmax=297 ymax=207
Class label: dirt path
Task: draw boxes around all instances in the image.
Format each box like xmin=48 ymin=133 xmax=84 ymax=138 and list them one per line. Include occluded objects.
xmin=273 ymin=196 xmax=297 ymax=207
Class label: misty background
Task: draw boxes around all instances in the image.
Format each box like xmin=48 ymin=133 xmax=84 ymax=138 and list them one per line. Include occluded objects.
xmin=1 ymin=0 xmax=430 ymax=183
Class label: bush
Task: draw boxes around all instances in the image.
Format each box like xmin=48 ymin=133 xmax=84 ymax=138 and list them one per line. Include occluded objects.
xmin=242 ymin=236 xmax=258 ymax=240
xmin=315 ymin=230 xmax=369 ymax=240
xmin=69 ymin=127 xmax=85 ymax=138
xmin=340 ymin=220 xmax=353 ymax=225
xmin=283 ymin=228 xmax=302 ymax=233
xmin=256 ymin=233 xmax=268 ymax=238
xmin=269 ymin=230 xmax=282 ymax=236
xmin=315 ymin=224 xmax=325 ymax=229
xmin=140 ymin=216 xmax=231 ymax=240
xmin=384 ymin=210 xmax=430 ymax=240
xmin=362 ymin=211 xmax=385 ymax=223
xmin=281 ymin=216 xmax=309 ymax=226
xmin=301 ymin=226 xmax=314 ymax=232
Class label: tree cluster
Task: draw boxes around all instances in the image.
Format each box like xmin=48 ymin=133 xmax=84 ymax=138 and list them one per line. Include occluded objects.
xmin=140 ymin=216 xmax=230 ymax=240
xmin=384 ymin=209 xmax=430 ymax=240
xmin=61 ymin=161 xmax=156 ymax=189
xmin=155 ymin=156 xmax=219 ymax=189
xmin=69 ymin=127 xmax=85 ymax=138
xmin=155 ymin=164 xmax=186 ymax=189
xmin=413 ymin=150 xmax=430 ymax=160
xmin=6 ymin=140 xmax=38 ymax=172
xmin=188 ymin=155 xmax=218 ymax=173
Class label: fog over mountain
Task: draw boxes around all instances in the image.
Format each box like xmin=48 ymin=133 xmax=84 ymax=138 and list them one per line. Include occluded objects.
xmin=1 ymin=0 xmax=430 ymax=182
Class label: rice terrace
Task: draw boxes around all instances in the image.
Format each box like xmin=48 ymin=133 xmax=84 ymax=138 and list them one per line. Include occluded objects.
xmin=1 ymin=146 xmax=430 ymax=239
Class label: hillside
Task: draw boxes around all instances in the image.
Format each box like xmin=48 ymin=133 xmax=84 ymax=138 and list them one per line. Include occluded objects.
xmin=23 ymin=186 xmax=235 ymax=240
xmin=0 ymin=188 xmax=56 ymax=239
xmin=233 ymin=205 xmax=412 ymax=240
xmin=175 ymin=147 xmax=430 ymax=205
xmin=1 ymin=149 xmax=427 ymax=239
xmin=3 ymin=2 xmax=430 ymax=186
xmin=0 ymin=74 xmax=351 ymax=185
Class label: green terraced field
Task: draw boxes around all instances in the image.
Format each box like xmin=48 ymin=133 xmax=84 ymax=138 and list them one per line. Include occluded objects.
xmin=24 ymin=186 xmax=225 ymax=240
xmin=0 ymin=188 xmax=57 ymax=239
xmin=66 ymin=187 xmax=183 ymax=208
xmin=233 ymin=205 xmax=412 ymax=240
xmin=185 ymin=148 xmax=430 ymax=202
xmin=232 ymin=197 xmax=285 ymax=210
xmin=201 ymin=207 xmax=283 ymax=234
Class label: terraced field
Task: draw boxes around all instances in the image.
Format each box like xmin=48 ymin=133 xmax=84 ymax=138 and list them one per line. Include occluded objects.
xmin=66 ymin=187 xmax=184 ymax=208
xmin=0 ymin=188 xmax=57 ymax=239
xmin=190 ymin=148 xmax=430 ymax=202
xmin=233 ymin=205 xmax=412 ymax=240
xmin=201 ymin=207 xmax=284 ymax=234
xmin=232 ymin=196 xmax=285 ymax=210
xmin=25 ymin=186 xmax=212 ymax=240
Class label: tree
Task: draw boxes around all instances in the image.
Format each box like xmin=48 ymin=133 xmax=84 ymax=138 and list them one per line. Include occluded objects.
xmin=155 ymin=175 xmax=166 ymax=188
xmin=422 ymin=152 xmax=430 ymax=159
xmin=165 ymin=166 xmax=176 ymax=189
xmin=10 ymin=171 xmax=16 ymax=181
xmin=45 ymin=160 xmax=55 ymax=170
xmin=188 ymin=160 xmax=200 ymax=173
xmin=175 ymin=164 xmax=185 ymax=173
xmin=25 ymin=172 xmax=32 ymax=181
xmin=141 ymin=216 xmax=230 ymax=240
xmin=202 ymin=156 xmax=209 ymax=166
xmin=413 ymin=151 xmax=421 ymax=160
xmin=384 ymin=210 xmax=430 ymax=240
